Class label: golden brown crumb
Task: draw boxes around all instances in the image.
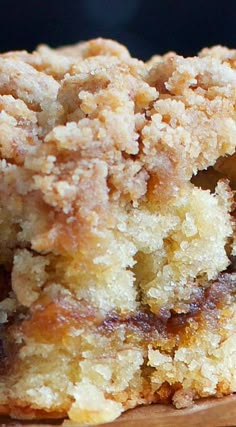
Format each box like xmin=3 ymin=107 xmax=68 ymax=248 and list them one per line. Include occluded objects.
xmin=0 ymin=38 xmax=235 ymax=425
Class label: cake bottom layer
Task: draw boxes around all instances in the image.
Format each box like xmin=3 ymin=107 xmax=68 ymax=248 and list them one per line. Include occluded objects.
xmin=0 ymin=273 xmax=235 ymax=425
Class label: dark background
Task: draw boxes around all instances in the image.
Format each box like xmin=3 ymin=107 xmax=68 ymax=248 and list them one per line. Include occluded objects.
xmin=1 ymin=0 xmax=235 ymax=59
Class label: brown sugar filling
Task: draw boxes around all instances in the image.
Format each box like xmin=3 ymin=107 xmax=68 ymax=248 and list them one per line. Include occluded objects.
xmin=14 ymin=272 xmax=235 ymax=346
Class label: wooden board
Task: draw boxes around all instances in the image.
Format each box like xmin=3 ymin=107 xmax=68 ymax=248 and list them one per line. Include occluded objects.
xmin=0 ymin=395 xmax=236 ymax=427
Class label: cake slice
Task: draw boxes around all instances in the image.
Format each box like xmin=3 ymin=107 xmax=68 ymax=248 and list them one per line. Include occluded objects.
xmin=0 ymin=38 xmax=235 ymax=425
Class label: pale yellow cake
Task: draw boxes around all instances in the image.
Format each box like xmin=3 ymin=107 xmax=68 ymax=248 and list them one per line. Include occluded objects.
xmin=0 ymin=38 xmax=235 ymax=425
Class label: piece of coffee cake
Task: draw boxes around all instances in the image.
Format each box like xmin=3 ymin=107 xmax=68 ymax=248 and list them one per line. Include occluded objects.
xmin=0 ymin=39 xmax=235 ymax=425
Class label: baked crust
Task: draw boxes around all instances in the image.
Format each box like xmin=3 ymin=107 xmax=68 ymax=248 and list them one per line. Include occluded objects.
xmin=0 ymin=39 xmax=235 ymax=424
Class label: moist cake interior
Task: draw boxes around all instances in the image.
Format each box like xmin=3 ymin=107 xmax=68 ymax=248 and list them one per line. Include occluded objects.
xmin=0 ymin=39 xmax=235 ymax=425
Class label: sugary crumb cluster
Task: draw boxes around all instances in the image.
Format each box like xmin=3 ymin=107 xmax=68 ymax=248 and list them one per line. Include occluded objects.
xmin=0 ymin=38 xmax=235 ymax=425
